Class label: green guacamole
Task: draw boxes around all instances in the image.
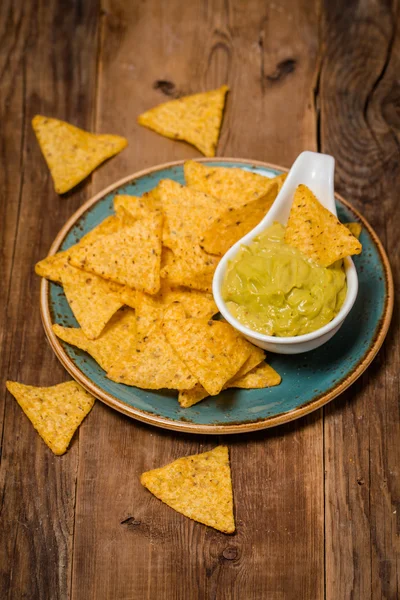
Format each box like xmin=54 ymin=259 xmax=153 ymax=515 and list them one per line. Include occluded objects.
xmin=222 ymin=223 xmax=347 ymax=337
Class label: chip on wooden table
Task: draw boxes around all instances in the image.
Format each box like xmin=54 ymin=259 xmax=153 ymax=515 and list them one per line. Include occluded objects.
xmin=53 ymin=308 xmax=138 ymax=372
xmin=6 ymin=380 xmax=95 ymax=455
xmin=61 ymin=265 xmax=124 ymax=339
xmin=68 ymin=212 xmax=163 ymax=294
xmin=138 ymin=85 xmax=229 ymax=157
xmin=32 ymin=115 xmax=127 ymax=194
xmin=107 ymin=319 xmax=197 ymax=391
xmin=184 ymin=160 xmax=287 ymax=209
xmin=163 ymin=317 xmax=253 ymax=395
xmin=200 ymin=183 xmax=279 ymax=256
xmin=140 ymin=445 xmax=235 ymax=533
xmin=285 ymin=185 xmax=362 ymax=267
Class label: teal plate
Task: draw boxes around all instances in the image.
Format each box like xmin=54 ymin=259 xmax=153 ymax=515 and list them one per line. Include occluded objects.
xmin=40 ymin=159 xmax=393 ymax=434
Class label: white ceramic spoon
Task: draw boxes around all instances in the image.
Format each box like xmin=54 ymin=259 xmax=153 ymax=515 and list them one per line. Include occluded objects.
xmin=212 ymin=151 xmax=359 ymax=354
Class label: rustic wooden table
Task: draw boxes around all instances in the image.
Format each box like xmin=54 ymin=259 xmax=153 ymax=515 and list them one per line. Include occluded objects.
xmin=1 ymin=0 xmax=399 ymax=598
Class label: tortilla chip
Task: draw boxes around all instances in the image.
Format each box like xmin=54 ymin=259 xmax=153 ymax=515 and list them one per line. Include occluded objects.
xmin=140 ymin=445 xmax=235 ymax=533
xmin=160 ymin=247 xmax=215 ymax=293
xmin=114 ymin=192 xmax=161 ymax=221
xmin=138 ymin=86 xmax=229 ymax=157
xmin=201 ymin=183 xmax=279 ymax=255
xmin=285 ymin=185 xmax=362 ymax=267
xmin=32 ymin=115 xmax=127 ymax=194
xmin=35 ymin=215 xmax=122 ymax=283
xmin=53 ymin=308 xmax=137 ymax=372
xmin=163 ymin=317 xmax=252 ymax=395
xmin=157 ymin=179 xmax=224 ymax=248
xmin=135 ymin=284 xmax=218 ymax=341
xmin=179 ymin=358 xmax=280 ymax=408
xmin=69 ymin=212 xmax=163 ymax=293
xmin=231 ymin=362 xmax=281 ymax=388
xmin=229 ymin=345 xmax=266 ymax=381
xmin=6 ymin=380 xmax=94 ymax=455
xmin=345 ymin=222 xmax=362 ymax=239
xmin=60 ymin=264 xmax=123 ymax=339
xmin=184 ymin=160 xmax=286 ymax=209
xmin=107 ymin=320 xmax=197 ymax=390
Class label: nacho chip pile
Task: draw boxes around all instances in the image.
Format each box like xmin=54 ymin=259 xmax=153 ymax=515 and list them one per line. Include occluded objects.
xmin=36 ymin=162 xmax=284 ymax=407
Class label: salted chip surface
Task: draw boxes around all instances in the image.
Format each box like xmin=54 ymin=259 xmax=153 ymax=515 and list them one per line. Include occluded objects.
xmin=179 ymin=359 xmax=280 ymax=408
xmin=69 ymin=213 xmax=163 ymax=293
xmin=285 ymin=185 xmax=362 ymax=267
xmin=160 ymin=248 xmax=215 ymax=293
xmin=158 ymin=179 xmax=224 ymax=247
xmin=345 ymin=222 xmax=362 ymax=239
xmin=107 ymin=320 xmax=197 ymax=391
xmin=61 ymin=265 xmax=123 ymax=339
xmin=138 ymin=86 xmax=229 ymax=157
xmin=201 ymin=183 xmax=278 ymax=256
xmin=32 ymin=115 xmax=127 ymax=194
xmin=53 ymin=308 xmax=137 ymax=372
xmin=114 ymin=193 xmax=161 ymax=220
xmin=163 ymin=317 xmax=252 ymax=395
xmin=6 ymin=380 xmax=94 ymax=455
xmin=141 ymin=445 xmax=235 ymax=533
xmin=35 ymin=215 xmax=122 ymax=283
xmin=184 ymin=160 xmax=286 ymax=209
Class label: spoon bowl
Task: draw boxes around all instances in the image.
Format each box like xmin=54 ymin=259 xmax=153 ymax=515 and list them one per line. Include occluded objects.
xmin=213 ymin=151 xmax=359 ymax=354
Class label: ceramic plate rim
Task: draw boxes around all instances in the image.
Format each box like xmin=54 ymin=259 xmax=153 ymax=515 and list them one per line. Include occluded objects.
xmin=40 ymin=158 xmax=394 ymax=434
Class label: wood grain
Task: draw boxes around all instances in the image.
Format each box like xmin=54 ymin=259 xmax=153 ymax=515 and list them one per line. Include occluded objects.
xmin=320 ymin=0 xmax=400 ymax=598
xmin=70 ymin=1 xmax=324 ymax=599
xmin=0 ymin=0 xmax=100 ymax=598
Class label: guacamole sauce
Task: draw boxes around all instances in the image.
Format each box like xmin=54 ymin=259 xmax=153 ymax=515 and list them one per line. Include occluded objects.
xmin=222 ymin=223 xmax=347 ymax=337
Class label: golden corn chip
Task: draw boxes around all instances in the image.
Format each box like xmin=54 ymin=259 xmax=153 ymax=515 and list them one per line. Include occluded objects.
xmin=160 ymin=247 xmax=216 ymax=293
xmin=6 ymin=380 xmax=94 ymax=455
xmin=157 ymin=179 xmax=224 ymax=247
xmin=114 ymin=192 xmax=161 ymax=221
xmin=201 ymin=183 xmax=279 ymax=256
xmin=135 ymin=283 xmax=217 ymax=341
xmin=138 ymin=86 xmax=229 ymax=157
xmin=163 ymin=317 xmax=252 ymax=395
xmin=345 ymin=222 xmax=362 ymax=239
xmin=69 ymin=212 xmax=163 ymax=293
xmin=140 ymin=445 xmax=235 ymax=533
xmin=184 ymin=160 xmax=286 ymax=209
xmin=32 ymin=115 xmax=127 ymax=194
xmin=179 ymin=358 xmax=280 ymax=408
xmin=230 ymin=345 xmax=266 ymax=381
xmin=107 ymin=320 xmax=197 ymax=391
xmin=231 ymin=362 xmax=281 ymax=388
xmin=53 ymin=308 xmax=137 ymax=372
xmin=35 ymin=215 xmax=122 ymax=283
xmin=60 ymin=264 xmax=123 ymax=339
xmin=285 ymin=185 xmax=362 ymax=266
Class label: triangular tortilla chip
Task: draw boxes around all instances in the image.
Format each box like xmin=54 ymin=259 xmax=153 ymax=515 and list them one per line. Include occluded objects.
xmin=201 ymin=183 xmax=278 ymax=256
xmin=107 ymin=320 xmax=197 ymax=390
xmin=53 ymin=308 xmax=137 ymax=372
xmin=6 ymin=380 xmax=94 ymax=455
xmin=160 ymin=247 xmax=215 ymax=293
xmin=114 ymin=192 xmax=161 ymax=221
xmin=163 ymin=317 xmax=252 ymax=395
xmin=344 ymin=222 xmax=362 ymax=239
xmin=35 ymin=215 xmax=122 ymax=283
xmin=60 ymin=264 xmax=123 ymax=339
xmin=178 ymin=360 xmax=280 ymax=408
xmin=138 ymin=85 xmax=229 ymax=157
xmin=32 ymin=116 xmax=127 ymax=194
xmin=157 ymin=179 xmax=225 ymax=248
xmin=184 ymin=160 xmax=286 ymax=209
xmin=68 ymin=212 xmax=163 ymax=293
xmin=285 ymin=185 xmax=362 ymax=267
xmin=140 ymin=445 xmax=235 ymax=533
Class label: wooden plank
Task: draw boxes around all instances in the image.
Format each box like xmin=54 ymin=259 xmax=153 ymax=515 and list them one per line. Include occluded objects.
xmin=0 ymin=0 xmax=100 ymax=598
xmin=320 ymin=0 xmax=400 ymax=597
xmin=71 ymin=1 xmax=324 ymax=599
